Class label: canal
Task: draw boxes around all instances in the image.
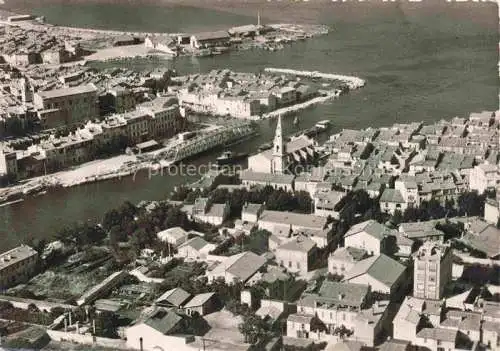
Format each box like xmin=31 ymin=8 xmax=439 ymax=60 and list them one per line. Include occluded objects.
xmin=0 ymin=2 xmax=497 ymax=249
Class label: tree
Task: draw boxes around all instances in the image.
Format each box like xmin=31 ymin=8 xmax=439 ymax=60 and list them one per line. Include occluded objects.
xmin=170 ymin=186 xmax=191 ymax=202
xmin=238 ymin=314 xmax=267 ymax=344
xmin=102 ymin=209 xmax=122 ymax=232
xmin=163 ymin=206 xmax=190 ymax=229
xmin=295 ymin=190 xmax=313 ymax=213
xmin=333 ymin=325 xmax=353 ymax=338
xmin=436 ymin=221 xmax=463 ymax=241
xmin=421 ymin=199 xmax=446 ymax=219
xmin=458 ymin=191 xmax=486 ymax=217
xmin=129 ymin=228 xmax=151 ymax=252
xmin=402 ymin=207 xmax=425 ymax=222
xmin=390 ymin=209 xmax=403 ymax=227
xmin=94 ymin=311 xmax=119 ymax=338
xmin=55 ymin=223 xmax=106 ymax=248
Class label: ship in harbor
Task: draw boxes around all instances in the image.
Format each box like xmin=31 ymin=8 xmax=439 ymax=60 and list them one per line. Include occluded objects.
xmin=216 ymin=151 xmax=249 ymax=166
xmin=258 ymin=142 xmax=272 ymax=152
xmin=315 ymin=120 xmax=331 ymax=130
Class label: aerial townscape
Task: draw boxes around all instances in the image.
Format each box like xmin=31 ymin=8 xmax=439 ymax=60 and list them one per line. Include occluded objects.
xmin=0 ymin=2 xmax=498 ymax=351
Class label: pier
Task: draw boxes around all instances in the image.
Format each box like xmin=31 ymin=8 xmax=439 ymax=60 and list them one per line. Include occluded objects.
xmin=261 ymin=89 xmax=339 ymax=119
xmin=264 ymin=68 xmax=366 ymax=89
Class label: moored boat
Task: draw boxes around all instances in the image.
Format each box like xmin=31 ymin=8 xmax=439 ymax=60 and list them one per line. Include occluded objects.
xmin=315 ymin=120 xmax=332 ymax=130
xmin=258 ymin=142 xmax=272 ymax=152
xmin=216 ymin=151 xmax=249 ymax=166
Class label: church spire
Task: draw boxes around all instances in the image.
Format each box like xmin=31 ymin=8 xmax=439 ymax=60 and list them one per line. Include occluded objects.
xmin=273 ymin=114 xmax=285 ymax=157
xmin=257 ymin=10 xmax=261 ymax=27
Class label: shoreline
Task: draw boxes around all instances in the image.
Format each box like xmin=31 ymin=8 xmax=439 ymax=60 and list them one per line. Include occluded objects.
xmin=0 ymin=13 xmax=329 ymax=62
xmin=0 ymin=66 xmax=364 ymax=206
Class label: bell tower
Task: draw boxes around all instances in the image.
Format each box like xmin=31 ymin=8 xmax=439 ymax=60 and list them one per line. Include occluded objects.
xmin=272 ymin=115 xmax=287 ymax=174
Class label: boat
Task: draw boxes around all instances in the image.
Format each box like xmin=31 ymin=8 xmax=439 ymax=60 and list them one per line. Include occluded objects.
xmin=216 ymin=151 xmax=249 ymax=166
xmin=315 ymin=120 xmax=332 ymax=130
xmin=0 ymin=198 xmax=24 ymax=208
xmin=194 ymin=49 xmax=212 ymax=57
xmin=258 ymin=142 xmax=272 ymax=152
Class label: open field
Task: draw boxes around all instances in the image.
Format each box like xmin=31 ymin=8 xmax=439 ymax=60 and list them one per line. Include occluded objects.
xmin=85 ymin=44 xmax=173 ymax=61
xmin=192 ymin=309 xmax=249 ymax=351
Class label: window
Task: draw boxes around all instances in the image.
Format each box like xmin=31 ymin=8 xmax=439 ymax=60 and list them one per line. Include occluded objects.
xmin=342 ymin=313 xmax=346 ymax=321
xmin=288 ymin=261 xmax=292 ymax=268
xmin=296 ymin=262 xmax=300 ymax=269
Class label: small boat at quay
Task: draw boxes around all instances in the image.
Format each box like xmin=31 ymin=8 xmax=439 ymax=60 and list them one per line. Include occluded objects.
xmin=216 ymin=151 xmax=249 ymax=166
xmin=315 ymin=120 xmax=332 ymax=130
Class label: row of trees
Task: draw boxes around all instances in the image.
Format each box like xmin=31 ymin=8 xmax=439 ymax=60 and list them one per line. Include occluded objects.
xmin=172 ymin=185 xmax=314 ymax=218
xmin=398 ymin=191 xmax=489 ymax=224
xmin=103 ymin=200 xmax=222 ymax=261
xmin=55 ymin=222 xmax=106 ymax=249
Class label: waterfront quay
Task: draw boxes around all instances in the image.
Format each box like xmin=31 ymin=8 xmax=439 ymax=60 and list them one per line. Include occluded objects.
xmin=0 ymin=119 xmax=256 ymax=203
xmin=0 ymin=0 xmax=495 ymax=257
xmin=0 ymin=63 xmax=360 ymax=203
xmin=0 ymin=9 xmax=328 ymax=63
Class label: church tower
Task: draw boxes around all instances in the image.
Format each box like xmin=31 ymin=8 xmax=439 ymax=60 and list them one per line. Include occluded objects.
xmin=272 ymin=114 xmax=287 ymax=174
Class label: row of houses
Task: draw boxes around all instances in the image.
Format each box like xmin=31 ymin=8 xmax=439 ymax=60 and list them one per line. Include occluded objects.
xmin=175 ymin=69 xmax=317 ymax=118
xmin=0 ymin=25 xmax=85 ymax=66
xmin=0 ymin=97 xmax=183 ymax=179
xmin=319 ymin=111 xmax=499 ymax=214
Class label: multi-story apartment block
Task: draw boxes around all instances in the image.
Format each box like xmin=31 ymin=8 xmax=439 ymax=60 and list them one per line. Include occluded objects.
xmin=289 ymin=280 xmax=389 ymax=346
xmin=2 ymin=102 xmax=182 ymax=179
xmin=0 ymin=150 xmax=19 ymax=180
xmin=34 ymin=84 xmax=98 ymax=127
xmin=0 ymin=245 xmax=38 ymax=290
xmin=413 ymin=242 xmax=452 ymax=300
xmin=469 ymin=163 xmax=499 ymax=194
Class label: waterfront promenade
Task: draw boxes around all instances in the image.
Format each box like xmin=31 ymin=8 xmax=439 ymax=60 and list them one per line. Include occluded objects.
xmin=0 ymin=121 xmax=256 ymax=202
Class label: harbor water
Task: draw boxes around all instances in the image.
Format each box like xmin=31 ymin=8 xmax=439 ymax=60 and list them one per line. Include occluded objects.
xmin=0 ymin=1 xmax=497 ymax=249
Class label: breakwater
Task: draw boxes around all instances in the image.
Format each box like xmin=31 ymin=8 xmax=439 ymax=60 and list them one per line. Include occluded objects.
xmin=264 ymin=67 xmax=366 ymax=89
xmin=261 ymin=90 xmax=340 ymax=119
